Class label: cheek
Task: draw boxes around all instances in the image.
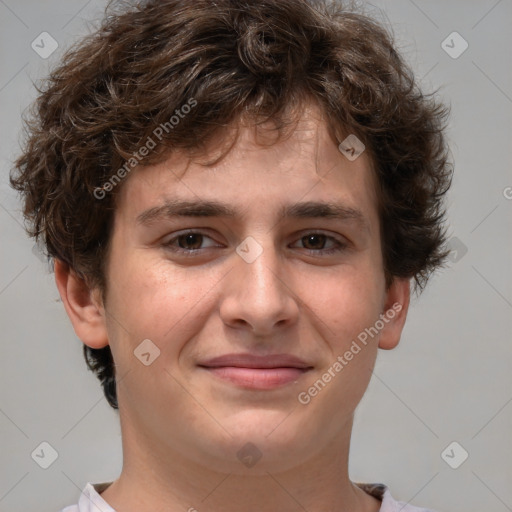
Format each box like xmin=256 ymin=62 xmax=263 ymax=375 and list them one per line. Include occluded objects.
xmin=303 ymin=264 xmax=384 ymax=345
xmin=106 ymin=251 xmax=221 ymax=352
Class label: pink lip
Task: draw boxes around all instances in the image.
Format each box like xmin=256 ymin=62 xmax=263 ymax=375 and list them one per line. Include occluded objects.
xmin=198 ymin=353 xmax=313 ymax=390
xmin=199 ymin=353 xmax=311 ymax=369
xmin=203 ymin=367 xmax=309 ymax=389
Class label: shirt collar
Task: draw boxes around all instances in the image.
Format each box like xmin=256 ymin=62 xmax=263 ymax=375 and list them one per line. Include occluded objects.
xmin=81 ymin=481 xmax=413 ymax=512
xmin=77 ymin=482 xmax=115 ymax=512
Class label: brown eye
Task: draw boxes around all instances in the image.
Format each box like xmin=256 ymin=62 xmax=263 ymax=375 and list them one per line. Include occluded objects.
xmin=301 ymin=234 xmax=328 ymax=250
xmin=291 ymin=232 xmax=347 ymax=255
xmin=176 ymin=233 xmax=204 ymax=250
xmin=163 ymin=230 xmax=220 ymax=256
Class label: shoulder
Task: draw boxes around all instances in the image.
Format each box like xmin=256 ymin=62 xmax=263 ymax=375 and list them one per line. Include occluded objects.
xmin=356 ymin=482 xmax=441 ymax=512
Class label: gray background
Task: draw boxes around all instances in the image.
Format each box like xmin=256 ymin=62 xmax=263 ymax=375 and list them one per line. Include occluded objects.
xmin=1 ymin=1 xmax=511 ymax=511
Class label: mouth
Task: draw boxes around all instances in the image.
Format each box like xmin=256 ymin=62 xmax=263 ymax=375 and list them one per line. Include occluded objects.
xmin=197 ymin=353 xmax=313 ymax=390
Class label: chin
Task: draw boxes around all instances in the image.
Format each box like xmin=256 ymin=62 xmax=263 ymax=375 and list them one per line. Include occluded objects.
xmin=201 ymin=415 xmax=317 ymax=474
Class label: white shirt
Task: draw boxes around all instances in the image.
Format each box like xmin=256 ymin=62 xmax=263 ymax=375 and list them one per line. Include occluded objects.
xmin=60 ymin=481 xmax=438 ymax=512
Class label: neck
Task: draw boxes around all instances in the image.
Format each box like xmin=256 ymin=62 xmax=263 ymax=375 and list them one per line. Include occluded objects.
xmin=100 ymin=411 xmax=381 ymax=512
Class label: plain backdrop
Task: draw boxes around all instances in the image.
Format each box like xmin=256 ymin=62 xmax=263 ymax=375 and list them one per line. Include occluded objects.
xmin=1 ymin=1 xmax=511 ymax=511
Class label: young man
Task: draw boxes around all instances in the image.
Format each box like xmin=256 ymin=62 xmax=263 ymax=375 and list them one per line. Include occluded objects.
xmin=10 ymin=0 xmax=453 ymax=510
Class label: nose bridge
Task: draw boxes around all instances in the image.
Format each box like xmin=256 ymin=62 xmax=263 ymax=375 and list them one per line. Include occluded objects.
xmin=220 ymin=233 xmax=298 ymax=333
xmin=237 ymin=233 xmax=284 ymax=300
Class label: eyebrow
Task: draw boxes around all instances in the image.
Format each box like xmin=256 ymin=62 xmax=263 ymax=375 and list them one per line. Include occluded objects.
xmin=136 ymin=198 xmax=370 ymax=232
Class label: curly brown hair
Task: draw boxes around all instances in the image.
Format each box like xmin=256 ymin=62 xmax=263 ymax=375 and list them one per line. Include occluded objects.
xmin=10 ymin=0 xmax=453 ymax=410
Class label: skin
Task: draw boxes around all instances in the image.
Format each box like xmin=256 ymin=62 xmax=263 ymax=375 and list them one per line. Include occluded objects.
xmin=55 ymin=102 xmax=410 ymax=512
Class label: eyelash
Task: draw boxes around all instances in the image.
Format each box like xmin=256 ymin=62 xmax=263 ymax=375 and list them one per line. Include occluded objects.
xmin=162 ymin=230 xmax=348 ymax=257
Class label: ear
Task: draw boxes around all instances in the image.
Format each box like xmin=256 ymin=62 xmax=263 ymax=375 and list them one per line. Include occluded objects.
xmin=54 ymin=258 xmax=109 ymax=349
xmin=378 ymin=277 xmax=411 ymax=350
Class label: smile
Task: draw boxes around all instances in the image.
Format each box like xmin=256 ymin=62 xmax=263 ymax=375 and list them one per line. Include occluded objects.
xmin=199 ymin=366 xmax=312 ymax=390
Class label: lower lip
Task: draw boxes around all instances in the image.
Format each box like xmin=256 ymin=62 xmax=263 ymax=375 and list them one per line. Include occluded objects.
xmin=200 ymin=366 xmax=309 ymax=389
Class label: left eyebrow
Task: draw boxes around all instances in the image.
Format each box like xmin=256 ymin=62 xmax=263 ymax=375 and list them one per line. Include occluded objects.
xmin=136 ymin=198 xmax=371 ymax=233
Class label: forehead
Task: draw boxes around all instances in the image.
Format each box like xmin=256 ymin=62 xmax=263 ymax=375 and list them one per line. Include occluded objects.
xmin=115 ymin=106 xmax=379 ymax=232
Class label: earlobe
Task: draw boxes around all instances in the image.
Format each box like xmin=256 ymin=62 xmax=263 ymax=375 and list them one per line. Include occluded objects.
xmin=378 ymin=277 xmax=411 ymax=350
xmin=54 ymin=258 xmax=110 ymax=349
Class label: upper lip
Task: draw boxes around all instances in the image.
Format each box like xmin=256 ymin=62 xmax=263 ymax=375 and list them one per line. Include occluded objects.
xmin=198 ymin=353 xmax=312 ymax=369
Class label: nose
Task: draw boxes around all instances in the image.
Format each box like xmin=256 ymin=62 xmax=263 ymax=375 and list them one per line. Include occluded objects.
xmin=219 ymin=236 xmax=300 ymax=336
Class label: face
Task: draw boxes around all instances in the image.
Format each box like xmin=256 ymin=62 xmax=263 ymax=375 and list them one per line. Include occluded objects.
xmin=80 ymin=104 xmax=409 ymax=475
